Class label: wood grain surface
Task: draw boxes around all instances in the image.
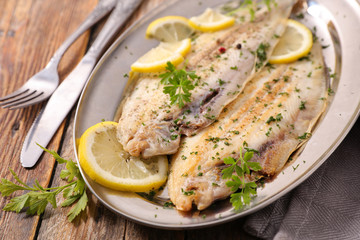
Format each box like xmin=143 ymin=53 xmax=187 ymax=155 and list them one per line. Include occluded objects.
xmin=0 ymin=1 xmax=258 ymax=239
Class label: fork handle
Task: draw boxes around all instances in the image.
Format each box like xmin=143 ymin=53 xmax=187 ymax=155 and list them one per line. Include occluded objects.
xmin=86 ymin=0 xmax=143 ymax=60
xmin=47 ymin=0 xmax=117 ymax=68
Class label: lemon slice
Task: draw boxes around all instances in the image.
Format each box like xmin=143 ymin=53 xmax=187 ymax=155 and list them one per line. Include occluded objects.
xmin=78 ymin=121 xmax=168 ymax=192
xmin=269 ymin=19 xmax=313 ymax=64
xmin=189 ymin=8 xmax=235 ymax=32
xmin=146 ymin=16 xmax=194 ymax=42
xmin=131 ymin=38 xmax=191 ymax=72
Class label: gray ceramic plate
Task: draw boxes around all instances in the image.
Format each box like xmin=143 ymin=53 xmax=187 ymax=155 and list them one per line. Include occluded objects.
xmin=74 ymin=0 xmax=360 ymax=229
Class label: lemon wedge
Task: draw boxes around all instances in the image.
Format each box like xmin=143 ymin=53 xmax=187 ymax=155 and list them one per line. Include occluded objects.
xmin=269 ymin=19 xmax=313 ymax=64
xmin=146 ymin=16 xmax=194 ymax=42
xmin=131 ymin=38 xmax=191 ymax=72
xmin=78 ymin=121 xmax=168 ymax=192
xmin=189 ymin=8 xmax=235 ymax=32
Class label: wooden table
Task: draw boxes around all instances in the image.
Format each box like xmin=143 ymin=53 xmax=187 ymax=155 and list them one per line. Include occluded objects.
xmin=0 ymin=0 xmax=258 ymax=239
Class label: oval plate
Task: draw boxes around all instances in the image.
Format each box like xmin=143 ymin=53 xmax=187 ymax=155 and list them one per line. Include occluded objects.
xmin=74 ymin=0 xmax=360 ymax=229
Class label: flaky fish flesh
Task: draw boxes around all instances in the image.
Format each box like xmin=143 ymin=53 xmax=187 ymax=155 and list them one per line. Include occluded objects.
xmin=117 ymin=0 xmax=297 ymax=158
xmin=168 ymin=42 xmax=328 ymax=211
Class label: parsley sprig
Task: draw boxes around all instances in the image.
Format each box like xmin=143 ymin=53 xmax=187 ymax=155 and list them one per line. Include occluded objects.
xmin=160 ymin=62 xmax=199 ymax=108
xmin=0 ymin=145 xmax=87 ymax=222
xmin=226 ymin=0 xmax=277 ymax=21
xmin=221 ymin=147 xmax=262 ymax=210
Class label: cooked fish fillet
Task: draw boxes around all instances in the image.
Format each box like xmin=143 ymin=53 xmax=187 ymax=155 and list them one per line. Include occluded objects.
xmin=168 ymin=42 xmax=328 ymax=211
xmin=117 ymin=0 xmax=297 ymax=158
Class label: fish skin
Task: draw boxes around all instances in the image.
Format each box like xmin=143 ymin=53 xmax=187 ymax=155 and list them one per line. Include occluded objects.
xmin=168 ymin=42 xmax=328 ymax=211
xmin=117 ymin=0 xmax=297 ymax=158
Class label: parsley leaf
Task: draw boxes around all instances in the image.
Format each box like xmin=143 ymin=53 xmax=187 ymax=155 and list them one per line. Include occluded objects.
xmin=221 ymin=146 xmax=262 ymax=210
xmin=160 ymin=62 xmax=199 ymax=108
xmin=0 ymin=145 xmax=88 ymax=222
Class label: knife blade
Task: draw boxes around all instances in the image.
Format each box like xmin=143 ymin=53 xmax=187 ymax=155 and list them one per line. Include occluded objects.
xmin=21 ymin=0 xmax=143 ymax=168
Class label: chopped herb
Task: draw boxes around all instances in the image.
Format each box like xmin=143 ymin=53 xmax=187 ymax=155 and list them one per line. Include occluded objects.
xmin=218 ymin=78 xmax=226 ymax=86
xmin=181 ymin=155 xmax=187 ymax=160
xmin=328 ymin=88 xmax=335 ymax=95
xmin=163 ymin=201 xmax=175 ymax=208
xmin=265 ymin=127 xmax=272 ymax=137
xmin=123 ymin=73 xmax=129 ymax=78
xmin=181 ymin=188 xmax=195 ymax=196
xmin=230 ymin=66 xmax=238 ymax=70
xmin=171 ymin=135 xmax=178 ymax=140
xmin=255 ymin=43 xmax=270 ymax=71
xmin=279 ymin=92 xmax=289 ymax=96
xmin=299 ymin=101 xmax=306 ymax=110
xmin=298 ymin=132 xmax=311 ymax=140
xmin=276 ymin=113 xmax=283 ymax=121
xmin=296 ymin=13 xmax=304 ymax=19
xmin=292 ymin=164 xmax=300 ymax=171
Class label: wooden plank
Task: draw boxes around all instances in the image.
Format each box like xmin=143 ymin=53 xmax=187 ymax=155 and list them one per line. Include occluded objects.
xmin=36 ymin=0 xmax=169 ymax=238
xmin=0 ymin=0 xmax=96 ymax=239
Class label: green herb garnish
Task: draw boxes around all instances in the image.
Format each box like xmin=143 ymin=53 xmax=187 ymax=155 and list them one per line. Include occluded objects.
xmin=160 ymin=62 xmax=199 ymax=108
xmin=255 ymin=43 xmax=270 ymax=71
xmin=221 ymin=147 xmax=262 ymax=210
xmin=226 ymin=0 xmax=277 ymax=21
xmin=0 ymin=145 xmax=87 ymax=222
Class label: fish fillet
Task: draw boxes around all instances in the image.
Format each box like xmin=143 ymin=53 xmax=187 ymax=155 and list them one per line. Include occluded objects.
xmin=117 ymin=0 xmax=297 ymax=158
xmin=168 ymin=42 xmax=328 ymax=211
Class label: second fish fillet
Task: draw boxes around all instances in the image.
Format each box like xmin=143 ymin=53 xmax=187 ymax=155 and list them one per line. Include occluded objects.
xmin=168 ymin=42 xmax=328 ymax=211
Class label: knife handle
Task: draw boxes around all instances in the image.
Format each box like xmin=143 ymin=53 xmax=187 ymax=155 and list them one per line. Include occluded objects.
xmin=50 ymin=0 xmax=117 ymax=65
xmin=87 ymin=0 xmax=143 ymax=60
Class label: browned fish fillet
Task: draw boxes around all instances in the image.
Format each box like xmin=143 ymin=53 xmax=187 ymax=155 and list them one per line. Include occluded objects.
xmin=117 ymin=0 xmax=297 ymax=158
xmin=168 ymin=42 xmax=328 ymax=211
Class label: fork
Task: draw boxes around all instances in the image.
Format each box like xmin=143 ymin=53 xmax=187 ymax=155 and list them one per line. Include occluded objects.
xmin=0 ymin=0 xmax=117 ymax=110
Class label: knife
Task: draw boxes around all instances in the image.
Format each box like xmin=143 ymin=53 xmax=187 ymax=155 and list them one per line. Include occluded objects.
xmin=21 ymin=0 xmax=143 ymax=168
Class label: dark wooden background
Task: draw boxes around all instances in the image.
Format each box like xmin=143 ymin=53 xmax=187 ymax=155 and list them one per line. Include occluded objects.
xmin=0 ymin=0 xmax=258 ymax=239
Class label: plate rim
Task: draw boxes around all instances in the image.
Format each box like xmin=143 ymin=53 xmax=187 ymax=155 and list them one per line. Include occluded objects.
xmin=73 ymin=0 xmax=360 ymax=229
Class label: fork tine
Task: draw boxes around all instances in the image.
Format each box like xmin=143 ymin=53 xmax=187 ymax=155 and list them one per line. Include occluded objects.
xmin=0 ymin=90 xmax=37 ymax=107
xmin=9 ymin=93 xmax=48 ymax=109
xmin=0 ymin=88 xmax=29 ymax=101
xmin=2 ymin=92 xmax=43 ymax=109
